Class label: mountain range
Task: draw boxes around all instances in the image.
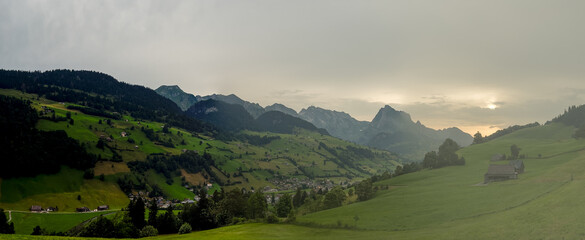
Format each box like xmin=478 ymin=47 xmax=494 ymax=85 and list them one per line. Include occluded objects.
xmin=156 ymin=85 xmax=473 ymax=160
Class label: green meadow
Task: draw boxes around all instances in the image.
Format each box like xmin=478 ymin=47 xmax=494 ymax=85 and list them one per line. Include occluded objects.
xmin=10 ymin=122 xmax=581 ymax=239
xmin=11 ymin=89 xmax=585 ymax=239
xmin=0 ymin=167 xmax=129 ymax=212
xmin=9 ymin=211 xmax=114 ymax=235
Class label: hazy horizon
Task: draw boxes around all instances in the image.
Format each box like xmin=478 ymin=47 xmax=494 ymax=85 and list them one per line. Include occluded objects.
xmin=2 ymin=0 xmax=585 ymax=135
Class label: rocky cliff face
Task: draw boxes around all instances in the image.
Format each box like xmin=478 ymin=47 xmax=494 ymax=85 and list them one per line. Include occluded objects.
xmin=155 ymin=85 xmax=198 ymax=111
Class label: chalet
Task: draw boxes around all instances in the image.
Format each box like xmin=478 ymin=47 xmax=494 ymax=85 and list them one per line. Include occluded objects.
xmin=120 ymin=132 xmax=127 ymax=137
xmin=30 ymin=205 xmax=42 ymax=212
xmin=47 ymin=206 xmax=57 ymax=212
xmin=97 ymin=205 xmax=109 ymax=211
xmin=509 ymin=160 xmax=525 ymax=174
xmin=76 ymin=207 xmax=90 ymax=212
xmin=484 ymin=165 xmax=518 ymax=183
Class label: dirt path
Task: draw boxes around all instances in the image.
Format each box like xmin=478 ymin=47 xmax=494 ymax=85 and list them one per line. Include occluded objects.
xmin=7 ymin=210 xmax=11 ymax=222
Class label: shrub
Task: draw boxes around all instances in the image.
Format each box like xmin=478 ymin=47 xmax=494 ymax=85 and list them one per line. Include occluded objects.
xmin=139 ymin=225 xmax=158 ymax=237
xmin=265 ymin=212 xmax=279 ymax=223
xmin=178 ymin=223 xmax=192 ymax=234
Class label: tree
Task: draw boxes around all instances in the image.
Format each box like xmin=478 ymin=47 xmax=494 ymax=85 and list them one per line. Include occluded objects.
xmin=157 ymin=206 xmax=179 ymax=234
xmin=31 ymin=225 xmax=42 ymax=235
xmin=574 ymin=125 xmax=585 ymax=138
xmin=473 ymin=131 xmax=484 ymax=144
xmin=247 ymin=191 xmax=267 ymax=219
xmin=438 ymin=138 xmax=460 ymax=167
xmin=178 ymin=223 xmax=192 ymax=234
xmin=292 ymin=188 xmax=304 ymax=208
xmin=139 ymin=225 xmax=158 ymax=237
xmin=128 ymin=198 xmax=146 ymax=229
xmin=0 ymin=209 xmax=15 ymax=234
xmin=216 ymin=188 xmax=247 ymax=223
xmin=323 ymin=187 xmax=346 ymax=209
xmin=422 ymin=151 xmax=438 ymax=169
xmin=276 ymin=193 xmax=293 ymax=217
xmin=79 ymin=216 xmax=116 ymax=238
xmin=148 ymin=200 xmax=158 ymax=228
xmin=356 ymin=179 xmax=374 ymax=201
xmin=96 ymin=139 xmax=105 ymax=150
xmin=510 ymin=144 xmax=521 ymax=160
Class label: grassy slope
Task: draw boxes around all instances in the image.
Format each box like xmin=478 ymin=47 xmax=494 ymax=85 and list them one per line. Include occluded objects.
xmin=0 ymin=167 xmax=129 ymax=212
xmin=10 ymin=211 xmax=114 ymax=235
xmin=145 ymin=170 xmax=195 ymax=200
xmin=293 ymin=123 xmax=585 ymax=239
xmin=1 ymin=89 xmax=398 ymax=192
xmin=0 ymin=89 xmax=399 ymax=237
xmin=131 ymin=122 xmax=585 ymax=240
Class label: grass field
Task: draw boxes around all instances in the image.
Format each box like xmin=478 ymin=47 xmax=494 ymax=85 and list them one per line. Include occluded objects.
xmin=9 ymin=211 xmax=115 ymax=235
xmin=145 ymin=170 xmax=195 ymax=201
xmin=3 ymin=116 xmax=585 ymax=238
xmin=291 ymin=123 xmax=585 ymax=239
xmin=0 ymin=166 xmax=129 ymax=212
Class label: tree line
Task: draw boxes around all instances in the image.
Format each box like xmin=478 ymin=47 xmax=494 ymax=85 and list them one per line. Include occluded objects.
xmin=0 ymin=95 xmax=96 ymax=178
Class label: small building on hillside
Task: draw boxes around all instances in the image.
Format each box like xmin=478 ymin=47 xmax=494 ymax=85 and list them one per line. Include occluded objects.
xmin=30 ymin=205 xmax=42 ymax=212
xmin=509 ymin=160 xmax=525 ymax=174
xmin=97 ymin=205 xmax=109 ymax=211
xmin=484 ymin=165 xmax=518 ymax=183
xmin=76 ymin=207 xmax=90 ymax=212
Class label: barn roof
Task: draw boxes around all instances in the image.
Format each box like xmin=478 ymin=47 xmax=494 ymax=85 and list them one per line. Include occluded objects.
xmin=486 ymin=164 xmax=516 ymax=175
xmin=509 ymin=160 xmax=524 ymax=169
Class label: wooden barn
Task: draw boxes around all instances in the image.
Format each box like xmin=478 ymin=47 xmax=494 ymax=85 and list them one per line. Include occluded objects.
xmin=509 ymin=160 xmax=525 ymax=174
xmin=484 ymin=165 xmax=518 ymax=183
xmin=76 ymin=207 xmax=90 ymax=212
xmin=30 ymin=205 xmax=42 ymax=212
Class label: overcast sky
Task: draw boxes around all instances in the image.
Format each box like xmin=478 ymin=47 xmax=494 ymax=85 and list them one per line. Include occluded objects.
xmin=2 ymin=0 xmax=585 ymax=135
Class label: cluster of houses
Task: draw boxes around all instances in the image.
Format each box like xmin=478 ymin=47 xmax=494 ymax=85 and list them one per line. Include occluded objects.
xmin=29 ymin=205 xmax=109 ymax=213
xmin=484 ymin=154 xmax=525 ymax=183
xmin=269 ymin=178 xmax=342 ymax=192
xmin=128 ymin=191 xmax=203 ymax=209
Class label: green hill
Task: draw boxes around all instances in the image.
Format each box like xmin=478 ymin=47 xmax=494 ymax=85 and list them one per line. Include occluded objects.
xmin=123 ymin=121 xmax=585 ymax=240
xmin=0 ymin=87 xmax=399 ymax=211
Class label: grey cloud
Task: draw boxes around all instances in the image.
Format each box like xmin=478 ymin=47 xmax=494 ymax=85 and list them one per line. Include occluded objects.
xmin=2 ymin=0 xmax=585 ymax=135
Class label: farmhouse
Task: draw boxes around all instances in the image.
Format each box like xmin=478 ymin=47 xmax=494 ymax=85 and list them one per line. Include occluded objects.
xmin=484 ymin=164 xmax=518 ymax=183
xmin=97 ymin=205 xmax=109 ymax=211
xmin=509 ymin=160 xmax=525 ymax=174
xmin=30 ymin=205 xmax=42 ymax=212
xmin=76 ymin=207 xmax=90 ymax=212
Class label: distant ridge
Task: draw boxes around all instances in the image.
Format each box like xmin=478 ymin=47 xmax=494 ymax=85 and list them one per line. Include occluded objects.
xmin=157 ymin=85 xmax=473 ymax=160
xmin=155 ymin=85 xmax=198 ymax=111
